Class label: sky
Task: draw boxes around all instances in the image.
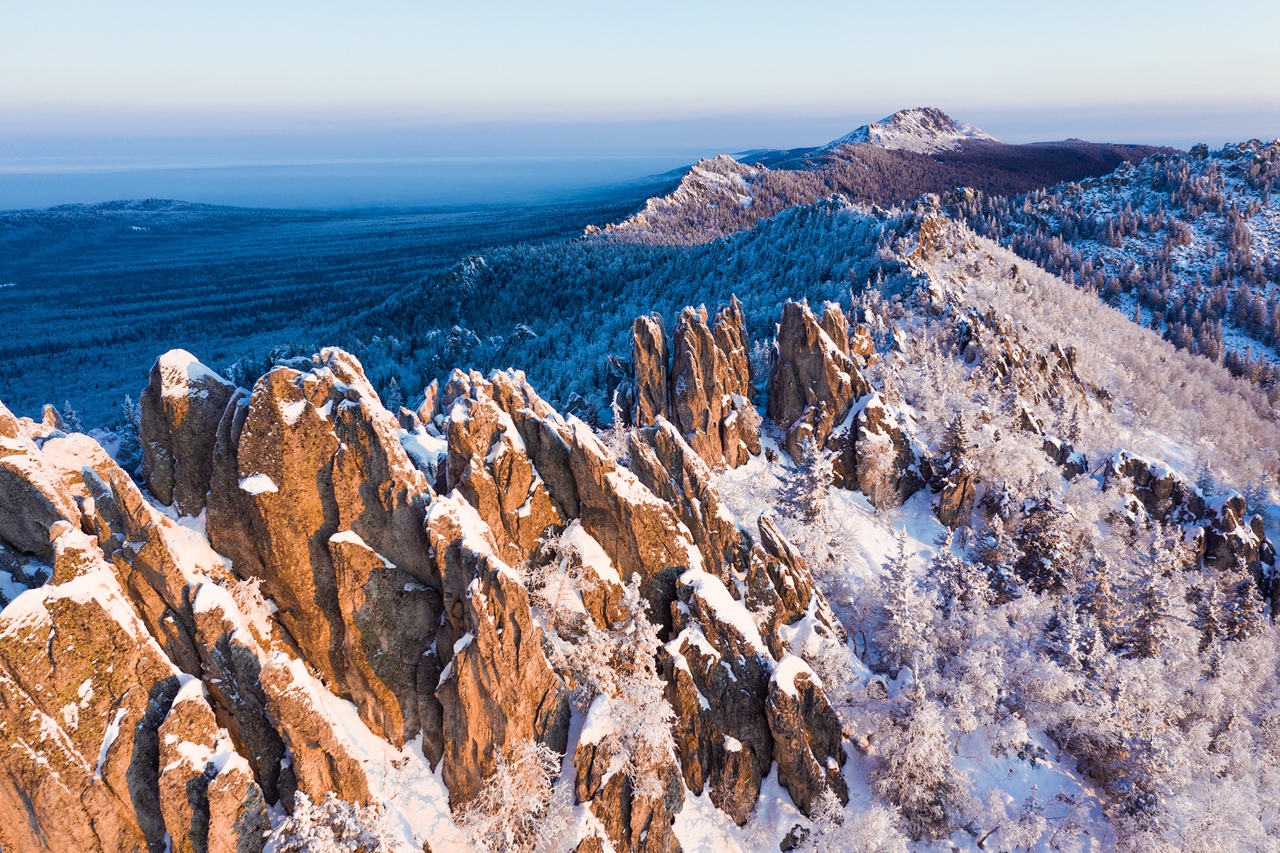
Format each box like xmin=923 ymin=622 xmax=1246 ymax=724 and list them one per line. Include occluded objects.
xmin=2 ymin=1 xmax=1278 ymax=207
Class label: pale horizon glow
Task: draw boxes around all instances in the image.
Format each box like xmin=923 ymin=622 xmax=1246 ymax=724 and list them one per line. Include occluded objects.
xmin=2 ymin=1 xmax=1278 ymax=208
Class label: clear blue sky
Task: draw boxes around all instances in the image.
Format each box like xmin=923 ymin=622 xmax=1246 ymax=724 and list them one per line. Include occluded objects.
xmin=4 ymin=1 xmax=1278 ymax=133
xmin=1 ymin=1 xmax=1278 ymax=207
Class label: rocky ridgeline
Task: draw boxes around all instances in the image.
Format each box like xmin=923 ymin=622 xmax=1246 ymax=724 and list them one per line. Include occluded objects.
xmin=0 ymin=283 xmax=1275 ymax=851
xmin=0 ymin=328 xmax=851 ymax=852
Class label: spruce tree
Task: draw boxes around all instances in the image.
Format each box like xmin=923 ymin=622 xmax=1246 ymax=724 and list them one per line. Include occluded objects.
xmin=60 ymin=400 xmax=83 ymax=433
xmin=1014 ymin=497 xmax=1072 ymax=594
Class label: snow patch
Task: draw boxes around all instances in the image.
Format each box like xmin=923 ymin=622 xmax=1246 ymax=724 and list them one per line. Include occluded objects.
xmin=238 ymin=473 xmax=278 ymax=495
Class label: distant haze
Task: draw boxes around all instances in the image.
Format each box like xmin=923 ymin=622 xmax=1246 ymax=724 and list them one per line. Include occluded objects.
xmin=2 ymin=1 xmax=1277 ymax=209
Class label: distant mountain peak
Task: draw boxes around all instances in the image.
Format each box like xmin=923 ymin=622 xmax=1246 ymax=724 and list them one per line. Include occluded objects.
xmin=825 ymin=107 xmax=999 ymax=154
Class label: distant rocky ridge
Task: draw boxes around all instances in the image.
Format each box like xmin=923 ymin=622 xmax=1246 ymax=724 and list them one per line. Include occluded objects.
xmin=0 ymin=215 xmax=1275 ymax=851
xmin=596 ymin=108 xmax=1164 ymax=244
xmin=824 ymin=107 xmax=1000 ymax=154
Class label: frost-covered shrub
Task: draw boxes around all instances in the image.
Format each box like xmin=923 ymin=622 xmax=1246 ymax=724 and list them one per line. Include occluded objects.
xmin=266 ymin=791 xmax=400 ymax=853
xmin=459 ymin=740 xmax=572 ymax=853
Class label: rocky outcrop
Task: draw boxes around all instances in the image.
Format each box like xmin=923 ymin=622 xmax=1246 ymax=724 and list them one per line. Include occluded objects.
xmin=767 ymin=656 xmax=848 ymax=816
xmin=0 ymin=345 xmax=869 ymax=849
xmin=628 ymin=417 xmax=750 ymax=587
xmin=1042 ymin=435 xmax=1088 ymax=479
xmin=1105 ymin=450 xmax=1275 ymax=579
xmin=668 ymin=301 xmax=760 ymax=469
xmin=631 ymin=313 xmax=670 ymax=428
xmin=0 ymin=401 xmax=80 ymax=560
xmin=329 ymin=530 xmax=441 ymax=746
xmin=626 ymin=300 xmax=759 ymax=470
xmin=767 ymin=300 xmax=871 ymax=460
xmin=832 ymin=393 xmax=924 ymax=508
xmin=663 ymin=557 xmax=847 ymax=823
xmin=958 ymin=308 xmax=1092 ymax=409
xmin=663 ymin=568 xmax=775 ymax=824
xmin=1104 ymin=450 xmax=1205 ymax=523
xmin=574 ymin=694 xmax=685 ymax=853
xmin=441 ymin=369 xmax=565 ymax=565
xmin=140 ymin=349 xmax=236 ymax=516
xmin=0 ymin=530 xmax=267 ymax=853
xmin=427 ymin=494 xmax=569 ymax=806
xmin=156 ymin=679 xmax=268 ymax=853
xmin=205 ymin=350 xmax=439 ymax=744
xmin=478 ymin=369 xmax=702 ymax=630
xmin=746 ymin=515 xmax=845 ymax=660
xmin=935 ymin=467 xmax=977 ymax=529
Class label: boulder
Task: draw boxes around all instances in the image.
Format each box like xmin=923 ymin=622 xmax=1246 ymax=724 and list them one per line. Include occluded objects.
xmin=140 ymin=350 xmax=236 ymax=516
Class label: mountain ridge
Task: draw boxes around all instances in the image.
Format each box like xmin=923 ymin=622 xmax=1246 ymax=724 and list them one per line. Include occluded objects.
xmin=824 ymin=106 xmax=1001 ymax=154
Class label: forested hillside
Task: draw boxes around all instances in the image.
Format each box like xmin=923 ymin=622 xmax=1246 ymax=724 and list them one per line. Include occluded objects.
xmin=951 ymin=138 xmax=1280 ymax=397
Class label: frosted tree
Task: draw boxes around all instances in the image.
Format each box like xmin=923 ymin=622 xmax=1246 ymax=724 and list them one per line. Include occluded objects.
xmin=998 ymin=785 xmax=1048 ymax=850
xmin=521 ymin=531 xmax=597 ymax=637
xmin=791 ymin=435 xmax=835 ymax=521
xmin=608 ymin=575 xmax=679 ymax=801
xmin=559 ymin=576 xmax=677 ymax=801
xmin=459 ymin=740 xmax=572 ymax=853
xmin=975 ymin=515 xmax=1021 ymax=603
xmin=1013 ymin=496 xmax=1073 ymax=593
xmin=1079 ymin=556 xmax=1122 ymax=650
xmin=940 ymin=411 xmax=970 ymax=468
xmin=1223 ymin=573 xmax=1265 ymax=642
xmin=841 ymin=805 xmax=910 ymax=853
xmin=1189 ymin=570 xmax=1226 ymax=654
xmin=115 ymin=394 xmax=143 ymax=472
xmin=880 ymin=529 xmax=930 ymax=678
xmin=60 ymin=400 xmax=83 ymax=433
xmin=1125 ymin=526 xmax=1187 ymax=660
xmin=931 ymin=531 xmax=990 ymax=622
xmin=1043 ymin=597 xmax=1088 ymax=672
xmin=872 ymin=700 xmax=961 ymax=842
xmin=266 ymin=791 xmax=400 ymax=852
xmin=383 ymin=375 xmax=404 ymax=412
